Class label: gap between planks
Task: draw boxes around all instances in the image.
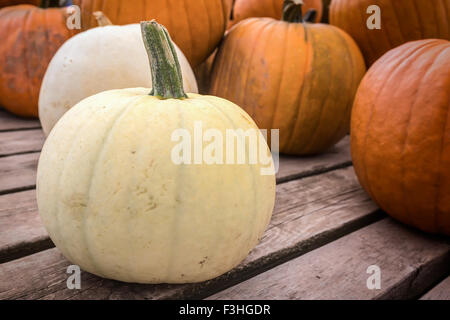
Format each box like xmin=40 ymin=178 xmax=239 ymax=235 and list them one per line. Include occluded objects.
xmin=208 ymin=219 xmax=450 ymax=300
xmin=0 ymin=153 xmax=40 ymax=196
xmin=275 ymin=136 xmax=351 ymax=184
xmin=0 ymin=166 xmax=382 ymax=300
xmin=0 ymin=190 xmax=54 ymax=263
xmin=0 ymin=129 xmax=45 ymax=158
xmin=420 ymin=275 xmax=450 ymax=300
xmin=0 ymin=109 xmax=40 ymax=132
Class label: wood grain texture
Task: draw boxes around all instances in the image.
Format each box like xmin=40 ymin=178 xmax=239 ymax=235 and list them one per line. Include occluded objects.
xmin=0 ymin=129 xmax=45 ymax=157
xmin=0 ymin=190 xmax=52 ymax=263
xmin=209 ymin=219 xmax=450 ymax=300
xmin=0 ymin=153 xmax=39 ymax=195
xmin=0 ymin=109 xmax=40 ymax=131
xmin=276 ymin=136 xmax=351 ymax=183
xmin=0 ymin=167 xmax=381 ymax=300
xmin=420 ymin=276 xmax=450 ymax=300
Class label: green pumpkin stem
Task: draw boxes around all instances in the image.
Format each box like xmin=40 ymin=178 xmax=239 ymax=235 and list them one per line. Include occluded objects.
xmin=140 ymin=21 xmax=188 ymax=99
xmin=282 ymin=0 xmax=317 ymax=23
xmin=303 ymin=9 xmax=317 ymax=22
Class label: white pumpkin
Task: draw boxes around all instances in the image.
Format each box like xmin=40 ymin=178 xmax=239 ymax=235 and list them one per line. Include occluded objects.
xmin=39 ymin=23 xmax=198 ymax=136
xmin=36 ymin=21 xmax=275 ymax=284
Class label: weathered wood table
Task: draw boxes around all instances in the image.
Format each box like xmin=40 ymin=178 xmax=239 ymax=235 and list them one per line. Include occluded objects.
xmin=0 ymin=108 xmax=449 ymax=300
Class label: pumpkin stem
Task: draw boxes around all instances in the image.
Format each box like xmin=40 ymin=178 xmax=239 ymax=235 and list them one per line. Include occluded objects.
xmin=282 ymin=0 xmax=316 ymax=23
xmin=40 ymin=0 xmax=67 ymax=8
xmin=141 ymin=21 xmax=187 ymax=99
xmin=303 ymin=9 xmax=317 ymax=23
xmin=93 ymin=11 xmax=113 ymax=26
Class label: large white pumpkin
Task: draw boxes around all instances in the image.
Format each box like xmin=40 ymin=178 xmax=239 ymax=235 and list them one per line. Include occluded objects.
xmin=39 ymin=23 xmax=198 ymax=136
xmin=36 ymin=22 xmax=275 ymax=284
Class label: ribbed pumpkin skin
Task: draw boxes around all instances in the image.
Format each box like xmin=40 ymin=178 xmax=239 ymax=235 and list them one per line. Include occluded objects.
xmin=210 ymin=18 xmax=366 ymax=155
xmin=0 ymin=5 xmax=77 ymax=117
xmin=37 ymin=88 xmax=276 ymax=283
xmin=351 ymin=39 xmax=450 ymax=235
xmin=330 ymin=0 xmax=450 ymax=66
xmin=228 ymin=0 xmax=323 ymax=28
xmin=72 ymin=0 xmax=232 ymax=67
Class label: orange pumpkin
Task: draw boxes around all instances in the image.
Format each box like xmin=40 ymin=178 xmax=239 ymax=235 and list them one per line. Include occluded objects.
xmin=330 ymin=0 xmax=450 ymax=66
xmin=72 ymin=0 xmax=233 ymax=67
xmin=351 ymin=39 xmax=450 ymax=236
xmin=0 ymin=4 xmax=77 ymax=117
xmin=210 ymin=0 xmax=366 ymax=155
xmin=194 ymin=50 xmax=217 ymax=94
xmin=228 ymin=0 xmax=323 ymax=28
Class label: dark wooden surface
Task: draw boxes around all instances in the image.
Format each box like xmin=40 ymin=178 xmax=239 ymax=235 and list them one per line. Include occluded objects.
xmin=0 ymin=109 xmax=40 ymax=132
xmin=0 ymin=129 xmax=44 ymax=157
xmin=421 ymin=276 xmax=450 ymax=300
xmin=0 ymin=109 xmax=448 ymax=300
xmin=0 ymin=153 xmax=40 ymax=195
xmin=209 ymin=219 xmax=450 ymax=300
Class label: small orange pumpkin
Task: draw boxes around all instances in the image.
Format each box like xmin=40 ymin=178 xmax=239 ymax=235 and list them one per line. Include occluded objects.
xmin=228 ymin=0 xmax=323 ymax=28
xmin=0 ymin=4 xmax=77 ymax=117
xmin=330 ymin=0 xmax=450 ymax=66
xmin=72 ymin=0 xmax=233 ymax=67
xmin=210 ymin=0 xmax=366 ymax=155
xmin=351 ymin=39 xmax=450 ymax=235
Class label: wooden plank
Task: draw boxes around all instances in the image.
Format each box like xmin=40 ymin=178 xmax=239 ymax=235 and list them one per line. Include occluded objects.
xmin=0 ymin=109 xmax=40 ymax=132
xmin=276 ymin=136 xmax=351 ymax=183
xmin=420 ymin=276 xmax=450 ymax=300
xmin=0 ymin=153 xmax=39 ymax=195
xmin=0 ymin=129 xmax=45 ymax=157
xmin=0 ymin=167 xmax=382 ymax=300
xmin=0 ymin=190 xmax=53 ymax=263
xmin=209 ymin=219 xmax=450 ymax=300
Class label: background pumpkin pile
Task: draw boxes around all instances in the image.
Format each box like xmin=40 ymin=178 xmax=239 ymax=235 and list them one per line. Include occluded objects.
xmin=0 ymin=0 xmax=449 ymax=284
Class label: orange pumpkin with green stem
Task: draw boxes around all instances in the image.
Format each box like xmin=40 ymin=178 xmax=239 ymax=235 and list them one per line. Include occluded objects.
xmin=210 ymin=0 xmax=366 ymax=155
xmin=228 ymin=0 xmax=323 ymax=28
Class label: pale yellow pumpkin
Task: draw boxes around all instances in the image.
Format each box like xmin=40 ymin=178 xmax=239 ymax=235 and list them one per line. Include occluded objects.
xmin=36 ymin=22 xmax=275 ymax=284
